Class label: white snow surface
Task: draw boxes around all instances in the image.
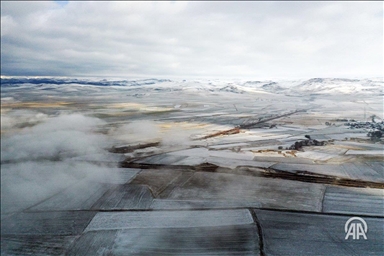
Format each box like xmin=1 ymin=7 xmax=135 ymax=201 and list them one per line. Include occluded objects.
xmin=1 ymin=77 xmax=383 ymax=96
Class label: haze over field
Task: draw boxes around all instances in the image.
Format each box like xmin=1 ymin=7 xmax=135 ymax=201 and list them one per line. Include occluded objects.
xmin=1 ymin=77 xmax=383 ymax=216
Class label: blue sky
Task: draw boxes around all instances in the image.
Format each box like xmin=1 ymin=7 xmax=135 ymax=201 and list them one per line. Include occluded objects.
xmin=54 ymin=0 xmax=68 ymax=7
xmin=1 ymin=1 xmax=382 ymax=79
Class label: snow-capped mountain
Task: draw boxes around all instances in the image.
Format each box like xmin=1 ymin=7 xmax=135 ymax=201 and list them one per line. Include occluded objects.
xmin=1 ymin=76 xmax=382 ymax=96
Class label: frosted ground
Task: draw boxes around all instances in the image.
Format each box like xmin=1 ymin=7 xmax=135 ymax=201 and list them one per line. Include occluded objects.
xmin=1 ymin=77 xmax=383 ymax=255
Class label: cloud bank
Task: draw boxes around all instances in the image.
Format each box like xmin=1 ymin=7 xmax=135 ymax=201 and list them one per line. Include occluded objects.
xmin=1 ymin=113 xmax=118 ymax=214
xmin=1 ymin=1 xmax=382 ymax=79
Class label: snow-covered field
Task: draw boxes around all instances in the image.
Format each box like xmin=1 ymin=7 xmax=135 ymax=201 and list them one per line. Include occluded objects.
xmin=1 ymin=76 xmax=383 ymax=215
xmin=1 ymin=76 xmax=383 ymax=256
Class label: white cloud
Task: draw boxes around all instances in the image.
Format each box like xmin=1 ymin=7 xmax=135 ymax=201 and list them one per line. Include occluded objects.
xmin=1 ymin=113 xmax=108 ymax=162
xmin=108 ymin=120 xmax=161 ymax=143
xmin=1 ymin=112 xmax=120 ymax=214
xmin=0 ymin=1 xmax=382 ymax=79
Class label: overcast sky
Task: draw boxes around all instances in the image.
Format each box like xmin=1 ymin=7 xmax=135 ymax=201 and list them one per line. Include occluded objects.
xmin=1 ymin=1 xmax=382 ymax=79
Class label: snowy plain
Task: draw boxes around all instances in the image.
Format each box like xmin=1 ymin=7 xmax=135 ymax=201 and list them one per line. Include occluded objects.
xmin=1 ymin=77 xmax=383 ymax=196
xmin=1 ymin=76 xmax=383 ymax=255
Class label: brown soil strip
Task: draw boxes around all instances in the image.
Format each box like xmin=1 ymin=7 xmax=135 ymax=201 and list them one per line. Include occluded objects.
xmin=120 ymin=161 xmax=219 ymax=172
xmin=200 ymin=128 xmax=241 ymax=139
xmin=262 ymin=168 xmax=384 ymax=189
xmin=119 ymin=161 xmax=384 ymax=189
xmin=1 ymin=102 xmax=73 ymax=109
xmin=109 ymin=142 xmax=160 ymax=153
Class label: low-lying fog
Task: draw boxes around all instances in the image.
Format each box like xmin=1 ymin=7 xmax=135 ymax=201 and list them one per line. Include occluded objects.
xmin=0 ymin=105 xmax=199 ymax=215
xmin=1 ymin=113 xmax=104 ymax=213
